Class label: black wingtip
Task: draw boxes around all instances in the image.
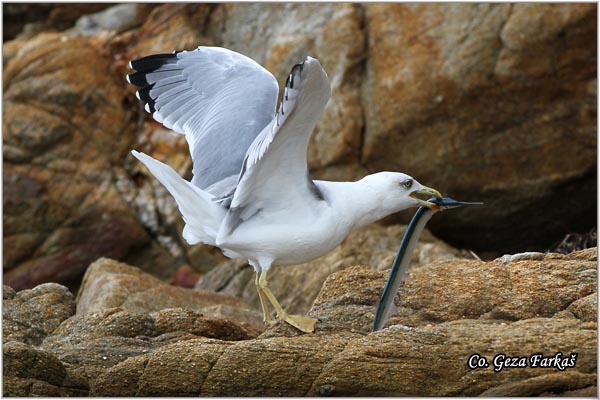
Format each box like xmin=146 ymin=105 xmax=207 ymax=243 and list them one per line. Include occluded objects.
xmin=129 ymin=52 xmax=178 ymax=71
xmin=126 ymin=71 xmax=149 ymax=87
xmin=136 ymin=84 xmax=154 ymax=102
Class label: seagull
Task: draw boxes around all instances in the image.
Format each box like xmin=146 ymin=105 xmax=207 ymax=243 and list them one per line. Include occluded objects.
xmin=126 ymin=46 xmax=441 ymax=333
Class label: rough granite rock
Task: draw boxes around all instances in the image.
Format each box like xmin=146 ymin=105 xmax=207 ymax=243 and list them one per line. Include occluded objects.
xmin=2 ymin=32 xmax=179 ymax=290
xmin=197 ymin=223 xmax=465 ymax=316
xmin=3 ymin=3 xmax=111 ymax=40
xmin=309 ymin=250 xmax=597 ymax=332
xmin=90 ymin=318 xmax=596 ymax=396
xmin=361 ymin=3 xmax=597 ymax=252
xmin=91 ymin=249 xmax=596 ymax=396
xmin=73 ymin=4 xmax=152 ymax=36
xmin=3 ymin=3 xmax=596 ymax=288
xmin=76 ymin=258 xmax=263 ymax=334
xmin=3 ymin=283 xmax=75 ymax=345
xmin=38 ymin=306 xmax=259 ymax=383
xmin=3 ymin=341 xmax=88 ymax=397
xmin=3 ymin=249 xmax=596 ymax=396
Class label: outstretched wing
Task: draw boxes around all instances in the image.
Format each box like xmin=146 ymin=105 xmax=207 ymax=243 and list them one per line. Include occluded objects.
xmin=218 ymin=57 xmax=332 ymax=238
xmin=127 ymin=46 xmax=279 ymax=196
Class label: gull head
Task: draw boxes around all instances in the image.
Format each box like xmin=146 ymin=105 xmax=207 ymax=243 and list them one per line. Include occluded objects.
xmin=364 ymin=172 xmax=442 ymax=212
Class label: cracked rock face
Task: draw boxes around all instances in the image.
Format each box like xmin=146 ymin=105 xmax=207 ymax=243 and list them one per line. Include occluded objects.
xmin=2 ymin=32 xmax=180 ymax=291
xmin=3 ymin=249 xmax=596 ymax=396
xmin=361 ymin=3 xmax=597 ymax=252
xmin=3 ymin=3 xmax=596 ymax=290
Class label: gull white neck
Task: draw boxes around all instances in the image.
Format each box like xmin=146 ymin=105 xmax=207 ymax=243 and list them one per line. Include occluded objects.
xmin=319 ymin=178 xmax=407 ymax=235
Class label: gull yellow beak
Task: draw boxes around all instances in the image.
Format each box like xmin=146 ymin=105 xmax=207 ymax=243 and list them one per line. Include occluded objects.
xmin=409 ymin=186 xmax=442 ymax=208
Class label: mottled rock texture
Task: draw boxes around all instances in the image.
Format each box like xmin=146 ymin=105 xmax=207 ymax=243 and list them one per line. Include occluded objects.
xmin=3 ymin=283 xmax=75 ymax=346
xmin=2 ymin=248 xmax=596 ymax=396
xmin=97 ymin=250 xmax=596 ymax=396
xmin=76 ymin=258 xmax=263 ymax=334
xmin=361 ymin=3 xmax=597 ymax=253
xmin=3 ymin=3 xmax=596 ymax=290
xmin=2 ymin=32 xmax=182 ymax=291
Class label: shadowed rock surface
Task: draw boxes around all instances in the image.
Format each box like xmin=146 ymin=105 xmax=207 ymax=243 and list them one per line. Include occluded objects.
xmin=3 ymin=248 xmax=596 ymax=396
xmin=361 ymin=3 xmax=597 ymax=252
xmin=3 ymin=3 xmax=596 ymax=290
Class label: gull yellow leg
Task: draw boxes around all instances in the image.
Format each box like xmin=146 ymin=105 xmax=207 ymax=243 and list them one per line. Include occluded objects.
xmin=255 ymin=272 xmax=273 ymax=324
xmin=258 ymin=270 xmax=317 ymax=333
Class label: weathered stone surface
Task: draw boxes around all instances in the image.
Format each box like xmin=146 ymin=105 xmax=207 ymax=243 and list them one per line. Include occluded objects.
xmin=308 ymin=319 xmax=595 ymax=396
xmin=197 ymin=223 xmax=464 ymax=316
xmin=2 ymin=32 xmax=179 ymax=290
xmin=92 ymin=253 xmax=596 ymax=396
xmin=126 ymin=4 xmax=213 ymax=59
xmin=210 ymin=3 xmax=364 ymax=170
xmin=4 ymin=250 xmax=596 ymax=396
xmin=91 ymin=317 xmax=596 ymax=396
xmin=479 ymin=371 xmax=597 ymax=396
xmin=3 ymin=341 xmax=88 ymax=396
xmin=565 ymin=293 xmax=597 ymax=323
xmin=309 ymin=249 xmax=597 ymax=332
xmin=76 ymin=258 xmax=262 ymax=333
xmin=73 ymin=4 xmax=152 ymax=36
xmin=391 ymin=252 xmax=597 ymax=326
xmin=3 ymin=283 xmax=75 ymax=345
xmin=38 ymin=306 xmax=258 ymax=383
xmin=361 ymin=3 xmax=597 ymax=252
xmin=90 ymin=338 xmax=234 ymax=396
xmin=3 ymin=3 xmax=111 ymax=40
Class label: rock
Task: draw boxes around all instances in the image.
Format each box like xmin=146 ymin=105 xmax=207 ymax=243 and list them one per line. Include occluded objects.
xmin=91 ymin=317 xmax=596 ymax=396
xmin=309 ymin=266 xmax=388 ymax=332
xmin=566 ymin=293 xmax=597 ymax=322
xmin=77 ymin=258 xmax=260 ymax=325
xmin=3 ymin=4 xmax=111 ymax=40
xmin=90 ymin=338 xmax=235 ymax=396
xmin=126 ymin=4 xmax=214 ymax=58
xmin=310 ymin=248 xmax=597 ymax=332
xmin=3 ymin=341 xmax=88 ymax=396
xmin=479 ymin=371 xmax=597 ymax=396
xmin=564 ymin=246 xmax=597 ymax=262
xmin=74 ymin=4 xmax=152 ymax=36
xmin=389 ymin=253 xmax=597 ymax=326
xmin=2 ymin=32 xmax=180 ymax=290
xmin=197 ymin=224 xmax=464 ymax=316
xmin=3 ymin=283 xmax=75 ymax=345
xmin=39 ymin=306 xmax=258 ymax=382
xmin=211 ymin=3 xmax=365 ymax=170
xmin=309 ymin=319 xmax=596 ymax=396
xmin=4 ymin=250 xmax=596 ymax=396
xmin=172 ymin=264 xmax=202 ymax=288
xmin=361 ymin=3 xmax=596 ymax=253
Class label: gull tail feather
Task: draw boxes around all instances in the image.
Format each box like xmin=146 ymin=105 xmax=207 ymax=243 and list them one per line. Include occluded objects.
xmin=131 ymin=150 xmax=225 ymax=246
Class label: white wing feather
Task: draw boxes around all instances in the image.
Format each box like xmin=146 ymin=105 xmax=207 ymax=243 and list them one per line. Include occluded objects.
xmin=218 ymin=57 xmax=331 ymax=239
xmin=127 ymin=47 xmax=279 ymax=196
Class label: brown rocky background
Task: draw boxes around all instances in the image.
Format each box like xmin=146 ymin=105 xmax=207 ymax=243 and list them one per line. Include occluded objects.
xmin=3 ymin=3 xmax=596 ymax=290
xmin=2 ymin=3 xmax=597 ymax=396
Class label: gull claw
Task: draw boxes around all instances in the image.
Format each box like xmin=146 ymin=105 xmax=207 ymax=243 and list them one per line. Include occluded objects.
xmin=280 ymin=314 xmax=317 ymax=333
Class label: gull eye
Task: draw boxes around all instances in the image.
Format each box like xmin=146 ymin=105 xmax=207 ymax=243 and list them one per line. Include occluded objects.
xmin=402 ymin=179 xmax=413 ymax=189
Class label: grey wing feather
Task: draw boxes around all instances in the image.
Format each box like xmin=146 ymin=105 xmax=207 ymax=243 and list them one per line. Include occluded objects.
xmin=127 ymin=47 xmax=279 ymax=197
xmin=218 ymin=58 xmax=331 ymax=238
